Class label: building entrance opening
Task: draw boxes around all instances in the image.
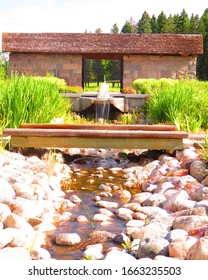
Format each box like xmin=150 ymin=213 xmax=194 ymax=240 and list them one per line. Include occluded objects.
xmin=82 ymin=59 xmax=122 ymax=92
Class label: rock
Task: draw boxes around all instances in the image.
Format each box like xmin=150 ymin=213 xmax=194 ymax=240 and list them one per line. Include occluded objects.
xmin=89 ymin=230 xmax=116 ymax=240
xmin=12 ymin=201 xmax=44 ymax=219
xmin=173 ymin=215 xmax=208 ymax=232
xmin=190 ymin=159 xmax=207 ymax=183
xmin=131 ymin=206 xmax=168 ymax=220
xmin=137 ymin=238 xmax=169 ymax=259
xmin=158 ymin=155 xmax=179 ymax=167
xmin=55 ymin=233 xmax=81 ymax=245
xmin=12 ymin=182 xmax=34 ymax=197
xmin=69 ymin=195 xmax=82 ymax=204
xmin=115 ymin=190 xmax=131 ymax=203
xmin=162 ymin=190 xmax=189 ymax=211
xmin=0 ymin=229 xmax=13 ymax=249
xmin=113 ymin=233 xmax=129 ymax=244
xmin=82 ymin=247 xmax=103 ymax=260
xmin=0 ymin=178 xmax=16 ymax=201
xmin=154 ymin=182 xmax=175 ymax=195
xmin=168 ymin=236 xmax=197 ymax=259
xmin=142 ymin=193 xmax=166 ymax=207
xmin=176 ymin=148 xmax=198 ymax=161
xmin=98 ymin=184 xmax=112 ymax=192
xmin=31 ymin=248 xmax=51 ymax=260
xmin=3 ymin=213 xmax=34 ymax=233
xmin=129 ymin=218 xmax=172 ymax=239
xmin=0 ymin=247 xmax=31 ymax=260
xmin=174 ymin=207 xmax=207 ymax=217
xmin=116 ymin=208 xmax=133 ymax=221
xmin=104 ymin=248 xmax=137 ymax=261
xmin=76 ymin=215 xmax=88 ymax=223
xmin=131 ymin=192 xmax=151 ymax=204
xmin=95 ymin=200 xmax=119 ymax=209
xmin=201 ymin=176 xmax=208 ymax=186
xmin=167 ymin=229 xmax=188 ymax=242
xmin=97 ymin=208 xmax=115 ymax=217
xmin=0 ymin=203 xmax=11 ymax=223
xmin=93 ymin=213 xmax=111 ymax=222
xmin=187 ymin=237 xmax=208 ymax=260
xmin=126 ymin=219 xmax=145 ymax=228
xmin=33 ymin=221 xmax=56 ymax=232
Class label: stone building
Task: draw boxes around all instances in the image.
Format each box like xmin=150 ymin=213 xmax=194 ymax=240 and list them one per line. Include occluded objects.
xmin=2 ymin=33 xmax=203 ymax=89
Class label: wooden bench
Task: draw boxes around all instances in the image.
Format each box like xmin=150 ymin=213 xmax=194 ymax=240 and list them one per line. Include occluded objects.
xmin=3 ymin=124 xmax=188 ymax=150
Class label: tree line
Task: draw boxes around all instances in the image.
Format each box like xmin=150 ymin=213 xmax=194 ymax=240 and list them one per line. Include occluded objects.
xmin=84 ymin=8 xmax=208 ymax=84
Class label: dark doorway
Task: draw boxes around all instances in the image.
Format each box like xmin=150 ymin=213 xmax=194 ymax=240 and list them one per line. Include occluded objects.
xmin=82 ymin=58 xmax=123 ymax=92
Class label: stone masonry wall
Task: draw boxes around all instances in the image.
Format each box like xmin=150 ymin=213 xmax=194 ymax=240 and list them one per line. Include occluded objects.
xmin=9 ymin=53 xmax=82 ymax=86
xmin=123 ymin=55 xmax=197 ymax=87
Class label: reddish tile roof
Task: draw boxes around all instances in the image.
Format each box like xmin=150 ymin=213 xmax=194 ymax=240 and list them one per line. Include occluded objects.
xmin=2 ymin=32 xmax=203 ymax=55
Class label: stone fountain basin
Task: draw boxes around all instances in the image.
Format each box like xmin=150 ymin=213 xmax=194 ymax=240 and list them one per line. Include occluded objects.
xmin=61 ymin=93 xmax=148 ymax=113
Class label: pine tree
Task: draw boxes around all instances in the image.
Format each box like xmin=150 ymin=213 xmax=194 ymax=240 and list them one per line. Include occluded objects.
xmin=178 ymin=9 xmax=190 ymax=34
xmin=165 ymin=14 xmax=177 ymax=33
xmin=111 ymin=23 xmax=119 ymax=34
xmin=121 ymin=18 xmax=136 ymax=33
xmin=150 ymin=15 xmax=158 ymax=33
xmin=157 ymin=11 xmax=167 ymax=33
xmin=189 ymin=14 xmax=200 ymax=34
xmin=137 ymin=11 xmax=152 ymax=34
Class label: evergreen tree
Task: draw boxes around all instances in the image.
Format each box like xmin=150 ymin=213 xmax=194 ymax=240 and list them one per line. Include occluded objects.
xmin=137 ymin=11 xmax=152 ymax=34
xmin=150 ymin=15 xmax=158 ymax=33
xmin=189 ymin=14 xmax=200 ymax=34
xmin=165 ymin=14 xmax=177 ymax=33
xmin=121 ymin=18 xmax=136 ymax=33
xmin=177 ymin=9 xmax=190 ymax=34
xmin=111 ymin=23 xmax=119 ymax=34
xmin=157 ymin=11 xmax=167 ymax=33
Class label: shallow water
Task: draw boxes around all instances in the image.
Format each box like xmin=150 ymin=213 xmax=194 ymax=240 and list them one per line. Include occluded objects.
xmin=45 ymin=156 xmax=133 ymax=260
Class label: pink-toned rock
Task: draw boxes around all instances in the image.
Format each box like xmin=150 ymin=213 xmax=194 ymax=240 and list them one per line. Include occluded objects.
xmin=190 ymin=159 xmax=207 ymax=183
xmin=0 ymin=203 xmax=11 ymax=223
xmin=55 ymin=233 xmax=81 ymax=245
xmin=187 ymin=237 xmax=208 ymax=260
xmin=168 ymin=236 xmax=197 ymax=259
xmin=3 ymin=213 xmax=34 ymax=233
xmin=162 ymin=190 xmax=189 ymax=211
xmin=173 ymin=215 xmax=208 ymax=232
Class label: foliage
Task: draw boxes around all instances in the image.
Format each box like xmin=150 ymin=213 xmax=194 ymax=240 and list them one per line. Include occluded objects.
xmin=145 ymin=79 xmax=208 ymax=132
xmin=132 ymin=78 xmax=177 ymax=94
xmin=0 ymin=74 xmax=70 ymax=128
xmin=117 ymin=110 xmax=140 ymax=124
xmin=122 ymin=87 xmax=136 ymax=94
xmin=199 ymin=138 xmax=208 ymax=164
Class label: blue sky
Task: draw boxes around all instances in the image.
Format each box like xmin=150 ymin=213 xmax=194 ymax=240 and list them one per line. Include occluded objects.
xmin=0 ymin=0 xmax=207 ymax=50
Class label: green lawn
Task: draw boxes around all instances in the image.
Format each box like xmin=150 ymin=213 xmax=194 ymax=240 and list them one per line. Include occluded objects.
xmin=84 ymin=82 xmax=121 ymax=92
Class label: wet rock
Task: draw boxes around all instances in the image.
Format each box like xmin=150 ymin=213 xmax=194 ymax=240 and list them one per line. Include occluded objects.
xmin=55 ymin=233 xmax=81 ymax=245
xmin=116 ymin=208 xmax=133 ymax=221
xmin=95 ymin=200 xmax=119 ymax=209
xmin=69 ymin=195 xmax=82 ymax=204
xmin=98 ymin=184 xmax=112 ymax=192
xmin=0 ymin=247 xmax=31 ymax=260
xmin=33 ymin=221 xmax=56 ymax=232
xmin=173 ymin=215 xmax=208 ymax=232
xmin=93 ymin=213 xmax=111 ymax=222
xmin=76 ymin=215 xmax=88 ymax=223
xmin=187 ymin=237 xmax=208 ymax=260
xmin=115 ymin=190 xmax=131 ymax=203
xmin=98 ymin=208 xmax=115 ymax=218
xmin=190 ymin=159 xmax=207 ymax=183
xmin=89 ymin=230 xmax=116 ymax=240
xmin=132 ymin=212 xmax=147 ymax=220
xmin=113 ymin=233 xmax=129 ymax=244
xmin=137 ymin=237 xmax=169 ymax=259
xmin=168 ymin=236 xmax=197 ymax=259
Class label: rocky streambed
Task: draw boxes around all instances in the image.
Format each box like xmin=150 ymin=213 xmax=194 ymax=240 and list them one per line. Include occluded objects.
xmin=0 ymin=145 xmax=208 ymax=260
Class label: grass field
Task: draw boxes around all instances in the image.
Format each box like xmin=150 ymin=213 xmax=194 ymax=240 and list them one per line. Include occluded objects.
xmin=84 ymin=82 xmax=121 ymax=92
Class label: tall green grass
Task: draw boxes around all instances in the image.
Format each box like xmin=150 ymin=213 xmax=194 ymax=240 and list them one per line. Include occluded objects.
xmin=0 ymin=74 xmax=70 ymax=128
xmin=145 ymin=79 xmax=208 ymax=132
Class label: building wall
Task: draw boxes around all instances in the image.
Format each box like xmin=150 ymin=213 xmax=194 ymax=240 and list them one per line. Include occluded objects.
xmin=9 ymin=53 xmax=82 ymax=86
xmin=9 ymin=52 xmax=197 ymax=89
xmin=123 ymin=55 xmax=197 ymax=87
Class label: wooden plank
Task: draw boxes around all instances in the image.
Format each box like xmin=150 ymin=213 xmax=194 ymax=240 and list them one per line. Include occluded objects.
xmin=19 ymin=123 xmax=178 ymax=131
xmin=3 ymin=128 xmax=188 ymax=139
xmin=10 ymin=136 xmax=183 ymax=150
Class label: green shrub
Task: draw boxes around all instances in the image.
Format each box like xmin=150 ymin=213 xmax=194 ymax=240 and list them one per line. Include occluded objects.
xmin=0 ymin=74 xmax=70 ymax=128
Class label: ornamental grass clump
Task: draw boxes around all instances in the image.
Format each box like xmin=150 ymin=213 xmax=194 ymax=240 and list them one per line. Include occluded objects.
xmin=0 ymin=74 xmax=70 ymax=128
xmin=146 ymin=79 xmax=208 ymax=133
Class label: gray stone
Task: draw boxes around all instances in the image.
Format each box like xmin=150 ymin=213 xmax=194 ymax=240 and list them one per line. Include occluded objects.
xmin=173 ymin=215 xmax=208 ymax=232
xmin=190 ymin=159 xmax=207 ymax=182
xmin=137 ymin=238 xmax=169 ymax=259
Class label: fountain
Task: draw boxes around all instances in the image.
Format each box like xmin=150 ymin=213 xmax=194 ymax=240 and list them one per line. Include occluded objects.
xmin=95 ymin=81 xmax=111 ymax=121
